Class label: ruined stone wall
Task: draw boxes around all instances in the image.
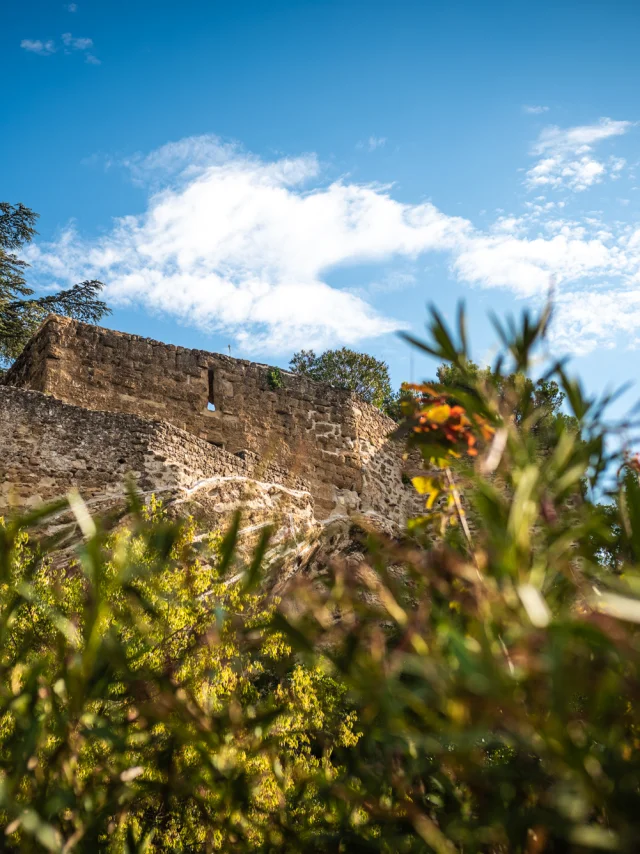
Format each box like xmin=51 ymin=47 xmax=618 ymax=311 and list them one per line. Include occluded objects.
xmin=351 ymin=399 xmax=424 ymax=524
xmin=3 ymin=316 xmax=418 ymax=524
xmin=4 ymin=322 xmax=51 ymax=392
xmin=0 ymin=386 xmax=317 ymax=555
xmin=0 ymin=385 xmax=249 ymax=510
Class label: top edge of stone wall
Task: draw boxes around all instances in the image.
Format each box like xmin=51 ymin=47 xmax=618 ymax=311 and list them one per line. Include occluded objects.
xmin=2 ymin=315 xmax=399 ymax=431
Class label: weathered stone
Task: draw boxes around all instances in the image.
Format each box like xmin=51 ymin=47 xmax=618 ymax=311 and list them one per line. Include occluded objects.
xmin=2 ymin=316 xmax=422 ymax=527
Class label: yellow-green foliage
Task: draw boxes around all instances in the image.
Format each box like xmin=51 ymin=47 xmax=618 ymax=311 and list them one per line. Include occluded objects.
xmin=0 ymin=498 xmax=358 ymax=852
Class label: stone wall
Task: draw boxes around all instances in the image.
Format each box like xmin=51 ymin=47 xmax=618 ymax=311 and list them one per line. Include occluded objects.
xmin=351 ymin=400 xmax=423 ymax=525
xmin=0 ymin=385 xmax=242 ymax=510
xmin=4 ymin=316 xmax=419 ymax=524
xmin=0 ymin=385 xmax=317 ymax=540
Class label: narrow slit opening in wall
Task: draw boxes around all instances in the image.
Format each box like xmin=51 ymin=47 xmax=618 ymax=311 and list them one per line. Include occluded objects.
xmin=207 ymin=368 xmax=216 ymax=411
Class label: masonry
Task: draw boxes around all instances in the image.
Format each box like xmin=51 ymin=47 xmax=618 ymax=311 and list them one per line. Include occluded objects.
xmin=0 ymin=384 xmax=251 ymax=508
xmin=2 ymin=316 xmax=420 ymax=525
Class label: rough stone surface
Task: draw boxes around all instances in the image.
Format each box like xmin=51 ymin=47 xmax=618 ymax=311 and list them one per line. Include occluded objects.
xmin=3 ymin=316 xmax=421 ymax=524
xmin=0 ymin=385 xmax=320 ymax=569
xmin=0 ymin=384 xmax=296 ymax=502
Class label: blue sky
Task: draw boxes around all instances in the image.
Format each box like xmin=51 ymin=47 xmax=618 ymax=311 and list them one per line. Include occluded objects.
xmin=3 ymin=0 xmax=640 ymax=404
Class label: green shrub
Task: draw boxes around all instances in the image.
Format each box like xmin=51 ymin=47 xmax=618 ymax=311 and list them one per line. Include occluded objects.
xmin=0 ymin=498 xmax=357 ymax=851
xmin=266 ymin=367 xmax=284 ymax=390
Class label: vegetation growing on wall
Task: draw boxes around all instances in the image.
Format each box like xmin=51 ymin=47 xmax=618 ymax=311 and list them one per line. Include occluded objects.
xmin=266 ymin=366 xmax=284 ymax=389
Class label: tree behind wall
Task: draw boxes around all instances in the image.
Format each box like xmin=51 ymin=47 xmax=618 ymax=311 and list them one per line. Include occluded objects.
xmin=289 ymin=347 xmax=393 ymax=410
xmin=0 ymin=202 xmax=110 ymax=368
xmin=436 ymin=358 xmax=580 ymax=452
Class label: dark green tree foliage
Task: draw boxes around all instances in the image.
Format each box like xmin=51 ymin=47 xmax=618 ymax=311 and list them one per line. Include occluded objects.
xmin=289 ymin=347 xmax=393 ymax=409
xmin=0 ymin=203 xmax=110 ymax=366
xmin=591 ymin=461 xmax=640 ymax=573
xmin=382 ymin=385 xmax=421 ymax=422
xmin=436 ymin=358 xmax=579 ymax=452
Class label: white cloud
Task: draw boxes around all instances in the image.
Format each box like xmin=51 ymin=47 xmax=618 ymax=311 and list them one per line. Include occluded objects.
xmin=20 ymin=39 xmax=56 ymax=56
xmin=29 ymin=136 xmax=471 ymax=352
xmin=611 ymin=156 xmax=626 ymax=178
xmin=450 ymin=207 xmax=640 ymax=354
xmin=523 ymin=105 xmax=549 ymax=115
xmin=122 ymin=136 xmax=257 ymax=186
xmin=533 ymin=118 xmax=631 ymax=155
xmin=357 ymin=136 xmax=387 ymax=152
xmin=552 ymin=289 xmax=640 ymax=355
xmin=21 ymin=32 xmax=100 ymax=63
xmin=62 ymin=32 xmax=93 ymax=50
xmin=526 ymin=118 xmax=633 ymax=192
xmin=527 ymin=154 xmax=606 ymax=192
xmin=28 ymin=129 xmax=640 ymax=356
xmin=65 ymin=3 xmax=78 ymax=10
xmin=453 ymin=232 xmax=616 ymax=297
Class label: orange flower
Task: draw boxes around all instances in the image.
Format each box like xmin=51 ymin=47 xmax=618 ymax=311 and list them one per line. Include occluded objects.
xmin=402 ymin=383 xmax=494 ymax=459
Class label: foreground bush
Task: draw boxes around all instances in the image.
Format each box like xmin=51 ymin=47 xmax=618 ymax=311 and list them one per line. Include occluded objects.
xmin=2 ymin=302 xmax=640 ymax=851
xmin=0 ymin=501 xmax=358 ymax=851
